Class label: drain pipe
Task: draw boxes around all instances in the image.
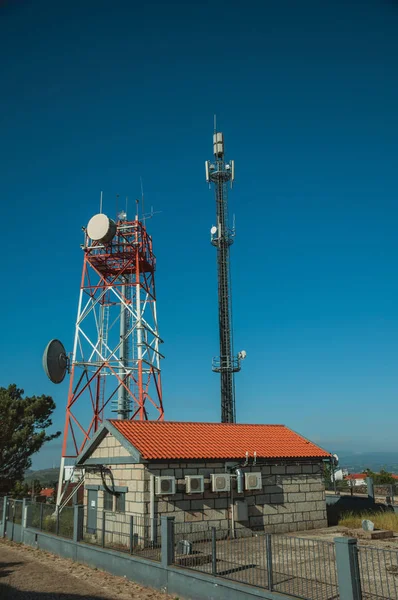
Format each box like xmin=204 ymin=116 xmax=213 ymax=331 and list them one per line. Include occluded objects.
xmin=235 ymin=468 xmax=244 ymax=494
xmin=230 ymin=478 xmax=235 ymax=539
xmin=150 ymin=474 xmax=155 ymax=543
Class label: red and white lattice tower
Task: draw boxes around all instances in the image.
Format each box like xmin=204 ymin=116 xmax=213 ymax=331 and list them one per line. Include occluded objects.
xmin=57 ymin=208 xmax=164 ymax=503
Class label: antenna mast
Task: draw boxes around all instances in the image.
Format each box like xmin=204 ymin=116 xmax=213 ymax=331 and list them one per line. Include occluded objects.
xmin=51 ymin=204 xmax=164 ymax=506
xmin=206 ymin=127 xmax=245 ymax=423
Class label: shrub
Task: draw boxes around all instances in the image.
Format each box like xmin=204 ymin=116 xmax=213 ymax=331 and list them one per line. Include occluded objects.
xmin=339 ymin=511 xmax=398 ymax=531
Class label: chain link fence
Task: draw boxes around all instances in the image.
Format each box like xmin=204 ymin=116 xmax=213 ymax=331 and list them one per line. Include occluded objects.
xmin=29 ymin=503 xmax=74 ymax=539
xmin=358 ymin=544 xmax=398 ymax=599
xmin=83 ymin=512 xmax=162 ymax=562
xmin=173 ymin=522 xmax=338 ymax=600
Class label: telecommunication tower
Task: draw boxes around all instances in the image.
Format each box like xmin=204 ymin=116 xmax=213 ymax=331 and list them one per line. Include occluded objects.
xmin=43 ymin=202 xmax=164 ymax=505
xmin=205 ymin=128 xmax=246 ymax=423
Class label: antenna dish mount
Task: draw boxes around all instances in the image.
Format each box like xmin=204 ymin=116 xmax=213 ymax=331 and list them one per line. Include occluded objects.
xmin=43 ymin=339 xmax=68 ymax=384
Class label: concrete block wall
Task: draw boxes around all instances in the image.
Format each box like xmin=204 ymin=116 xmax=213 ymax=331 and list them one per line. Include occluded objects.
xmin=144 ymin=461 xmax=327 ymax=534
xmin=89 ymin=432 xmax=131 ymax=459
xmin=84 ymin=463 xmax=146 ymax=543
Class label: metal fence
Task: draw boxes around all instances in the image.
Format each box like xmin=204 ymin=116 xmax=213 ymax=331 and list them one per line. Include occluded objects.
xmin=84 ymin=512 xmax=162 ymax=562
xmin=270 ymin=535 xmax=338 ymax=600
xmin=29 ymin=503 xmax=74 ymax=539
xmin=173 ymin=523 xmax=338 ymax=600
xmin=359 ymin=545 xmax=398 ymax=599
xmin=5 ymin=499 xmax=23 ymax=525
xmin=6 ymin=497 xmax=398 ymax=600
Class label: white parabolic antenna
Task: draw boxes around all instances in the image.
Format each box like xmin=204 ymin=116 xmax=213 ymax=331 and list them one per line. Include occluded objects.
xmin=43 ymin=339 xmax=68 ymax=384
xmin=87 ymin=213 xmax=117 ymax=243
xmin=210 ymin=226 xmax=217 ymax=235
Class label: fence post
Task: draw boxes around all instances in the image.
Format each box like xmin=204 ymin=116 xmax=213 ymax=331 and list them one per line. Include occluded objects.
xmin=1 ymin=497 xmax=8 ymax=538
xmin=24 ymin=499 xmax=32 ymax=530
xmin=366 ymin=477 xmax=375 ymax=504
xmin=266 ymin=533 xmax=273 ymax=591
xmin=10 ymin=501 xmax=15 ymax=542
xmin=73 ymin=505 xmax=79 ymax=542
xmin=335 ymin=537 xmax=362 ymax=600
xmin=161 ymin=516 xmax=175 ymax=567
xmin=22 ymin=498 xmax=28 ymax=530
xmin=56 ymin=506 xmax=60 ymax=536
xmin=129 ymin=515 xmax=134 ymax=554
xmin=73 ymin=505 xmax=83 ymax=543
xmin=39 ymin=503 xmax=44 ymax=531
xmin=211 ymin=527 xmax=217 ymax=576
xmin=102 ymin=511 xmax=106 ymax=548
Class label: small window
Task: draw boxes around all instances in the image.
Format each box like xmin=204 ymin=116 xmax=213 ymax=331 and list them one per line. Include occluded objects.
xmin=115 ymin=492 xmax=125 ymax=513
xmin=104 ymin=490 xmax=113 ymax=512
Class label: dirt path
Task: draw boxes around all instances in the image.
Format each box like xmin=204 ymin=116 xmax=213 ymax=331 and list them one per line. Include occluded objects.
xmin=0 ymin=539 xmax=176 ymax=600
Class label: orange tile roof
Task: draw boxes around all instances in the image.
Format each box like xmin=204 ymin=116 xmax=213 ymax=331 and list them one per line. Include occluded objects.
xmin=39 ymin=488 xmax=54 ymax=498
xmin=108 ymin=420 xmax=330 ymax=461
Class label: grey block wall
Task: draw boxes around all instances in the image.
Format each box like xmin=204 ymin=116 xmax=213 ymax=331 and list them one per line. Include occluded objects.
xmin=84 ymin=451 xmax=327 ymax=535
xmin=144 ymin=461 xmax=327 ymax=533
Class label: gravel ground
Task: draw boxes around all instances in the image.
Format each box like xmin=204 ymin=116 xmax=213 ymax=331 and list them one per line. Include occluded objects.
xmin=0 ymin=539 xmax=176 ymax=600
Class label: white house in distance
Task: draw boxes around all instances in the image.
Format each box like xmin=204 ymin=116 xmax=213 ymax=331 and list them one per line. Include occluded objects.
xmin=76 ymin=420 xmax=330 ymax=544
xmin=345 ymin=473 xmax=367 ymax=487
xmin=344 ymin=473 xmax=398 ymax=487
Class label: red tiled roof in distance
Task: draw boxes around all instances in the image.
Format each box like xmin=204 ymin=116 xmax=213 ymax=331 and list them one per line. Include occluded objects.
xmin=108 ymin=421 xmax=330 ymax=461
xmin=39 ymin=488 xmax=54 ymax=498
xmin=345 ymin=473 xmax=398 ymax=481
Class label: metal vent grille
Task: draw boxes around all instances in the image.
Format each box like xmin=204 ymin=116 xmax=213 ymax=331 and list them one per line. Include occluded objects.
xmin=244 ymin=472 xmax=262 ymax=491
xmin=185 ymin=475 xmax=204 ymax=494
xmin=155 ymin=476 xmax=176 ymax=495
xmin=211 ymin=473 xmax=230 ymax=492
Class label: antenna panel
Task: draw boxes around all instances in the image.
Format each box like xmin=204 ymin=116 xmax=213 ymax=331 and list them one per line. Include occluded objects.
xmin=205 ymin=161 xmax=210 ymax=182
xmin=213 ymin=132 xmax=224 ymax=157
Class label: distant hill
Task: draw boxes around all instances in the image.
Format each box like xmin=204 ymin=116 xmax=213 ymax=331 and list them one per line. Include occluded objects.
xmin=24 ymin=468 xmax=59 ymax=486
xmin=338 ymin=452 xmax=398 ymax=474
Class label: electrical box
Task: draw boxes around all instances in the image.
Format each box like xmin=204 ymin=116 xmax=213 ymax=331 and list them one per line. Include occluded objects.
xmin=245 ymin=472 xmax=262 ymax=491
xmin=211 ymin=473 xmax=231 ymax=493
xmin=185 ymin=475 xmax=204 ymax=494
xmin=155 ymin=476 xmax=176 ymax=495
xmin=233 ymin=500 xmax=248 ymax=522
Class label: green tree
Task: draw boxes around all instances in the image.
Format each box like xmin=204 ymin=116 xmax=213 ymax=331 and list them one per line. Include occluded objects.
xmin=364 ymin=468 xmax=395 ymax=485
xmin=10 ymin=480 xmax=30 ymax=499
xmin=0 ymin=384 xmax=60 ymax=494
xmin=323 ymin=463 xmax=333 ymax=489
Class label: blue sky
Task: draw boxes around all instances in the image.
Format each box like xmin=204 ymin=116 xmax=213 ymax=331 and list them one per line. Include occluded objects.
xmin=1 ymin=0 xmax=398 ymax=469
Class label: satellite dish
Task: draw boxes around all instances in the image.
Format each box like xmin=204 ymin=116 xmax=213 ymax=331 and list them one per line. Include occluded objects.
xmin=238 ymin=350 xmax=247 ymax=360
xmin=43 ymin=339 xmax=68 ymax=384
xmin=87 ymin=213 xmax=117 ymax=244
xmin=210 ymin=226 xmax=217 ymax=235
xmin=332 ymin=454 xmax=339 ymax=466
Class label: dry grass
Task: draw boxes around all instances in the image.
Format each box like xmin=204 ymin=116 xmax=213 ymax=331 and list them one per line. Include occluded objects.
xmin=339 ymin=511 xmax=398 ymax=531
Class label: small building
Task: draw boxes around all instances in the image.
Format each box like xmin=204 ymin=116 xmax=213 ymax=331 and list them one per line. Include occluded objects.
xmin=39 ymin=488 xmax=54 ymax=501
xmin=344 ymin=474 xmax=367 ymax=487
xmin=76 ymin=420 xmax=330 ymax=538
